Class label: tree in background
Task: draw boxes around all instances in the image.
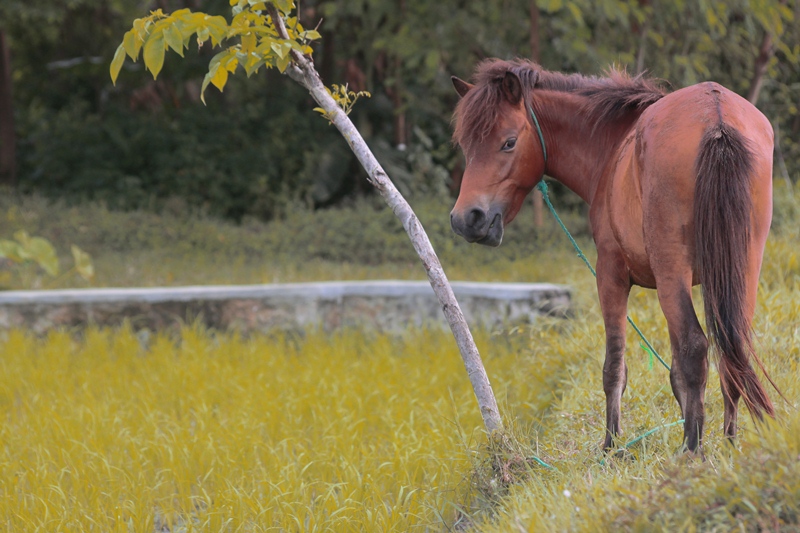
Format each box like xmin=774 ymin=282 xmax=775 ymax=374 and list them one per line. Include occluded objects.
xmin=1 ymin=0 xmax=797 ymax=217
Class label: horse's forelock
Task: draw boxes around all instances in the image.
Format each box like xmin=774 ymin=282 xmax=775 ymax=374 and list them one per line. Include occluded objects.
xmin=453 ymin=59 xmax=540 ymax=151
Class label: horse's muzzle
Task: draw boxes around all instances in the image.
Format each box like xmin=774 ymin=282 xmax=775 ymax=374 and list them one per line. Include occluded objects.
xmin=450 ymin=206 xmax=504 ymax=247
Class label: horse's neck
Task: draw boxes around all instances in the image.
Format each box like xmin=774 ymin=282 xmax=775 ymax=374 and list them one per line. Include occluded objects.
xmin=535 ymin=91 xmax=633 ymax=205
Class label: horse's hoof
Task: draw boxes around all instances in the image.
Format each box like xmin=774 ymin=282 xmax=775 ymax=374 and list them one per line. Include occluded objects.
xmin=676 ymin=443 xmax=706 ymax=461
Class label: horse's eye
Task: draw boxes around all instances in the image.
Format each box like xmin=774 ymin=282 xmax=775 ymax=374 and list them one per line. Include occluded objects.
xmin=502 ymin=138 xmax=517 ymax=152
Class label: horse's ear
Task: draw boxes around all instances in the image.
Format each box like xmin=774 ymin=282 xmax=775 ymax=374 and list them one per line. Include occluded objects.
xmin=501 ymin=71 xmax=522 ymax=104
xmin=451 ymin=76 xmax=474 ymax=98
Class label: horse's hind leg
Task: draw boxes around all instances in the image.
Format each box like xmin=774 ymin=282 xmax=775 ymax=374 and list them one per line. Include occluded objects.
xmin=655 ymin=275 xmax=709 ymax=453
xmin=722 ymin=384 xmax=741 ymax=440
xmin=596 ymin=251 xmax=632 ymax=451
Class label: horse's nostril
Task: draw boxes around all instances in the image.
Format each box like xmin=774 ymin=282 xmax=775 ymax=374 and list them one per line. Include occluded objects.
xmin=466 ymin=208 xmax=486 ymax=228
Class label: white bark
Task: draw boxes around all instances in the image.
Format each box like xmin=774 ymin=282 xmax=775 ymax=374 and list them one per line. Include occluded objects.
xmin=267 ymin=5 xmax=503 ymax=433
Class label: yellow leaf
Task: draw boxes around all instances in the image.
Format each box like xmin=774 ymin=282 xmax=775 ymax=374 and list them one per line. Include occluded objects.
xmin=143 ymin=30 xmax=166 ymax=79
xmin=241 ymin=32 xmax=256 ymax=54
xmin=122 ymin=29 xmax=138 ymax=60
xmin=200 ymin=70 xmax=213 ymax=104
xmin=211 ymin=64 xmax=229 ymax=90
xmin=110 ymin=44 xmax=126 ymax=84
xmin=165 ymin=25 xmax=184 ymax=57
xmin=71 ymin=245 xmax=95 ymax=282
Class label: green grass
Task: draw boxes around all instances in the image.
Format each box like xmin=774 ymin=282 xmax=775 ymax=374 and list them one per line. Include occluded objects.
xmin=0 ymin=190 xmax=589 ymax=289
xmin=1 ymin=183 xmax=800 ymax=530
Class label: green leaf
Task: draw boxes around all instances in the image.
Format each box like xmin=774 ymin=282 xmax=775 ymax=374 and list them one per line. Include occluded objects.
xmin=71 ymin=245 xmax=95 ymax=282
xmin=165 ymin=25 xmax=185 ymax=57
xmin=110 ymin=44 xmax=126 ymax=84
xmin=27 ymin=237 xmax=60 ymax=277
xmin=143 ymin=30 xmax=166 ymax=79
xmin=0 ymin=240 xmax=24 ymax=263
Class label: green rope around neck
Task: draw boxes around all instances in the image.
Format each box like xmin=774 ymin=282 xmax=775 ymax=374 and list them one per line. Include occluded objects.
xmin=527 ymin=104 xmax=547 ymax=164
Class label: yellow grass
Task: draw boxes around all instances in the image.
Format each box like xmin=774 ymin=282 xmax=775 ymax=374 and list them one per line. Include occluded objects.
xmin=0 ymin=323 xmax=584 ymax=531
xmin=2 ymin=186 xmax=800 ymax=531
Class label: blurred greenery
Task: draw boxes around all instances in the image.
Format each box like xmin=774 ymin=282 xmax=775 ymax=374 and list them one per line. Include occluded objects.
xmin=0 ymin=0 xmax=797 ymax=218
xmin=2 ymin=180 xmax=798 ymax=291
xmin=0 ymin=184 xmax=591 ymax=289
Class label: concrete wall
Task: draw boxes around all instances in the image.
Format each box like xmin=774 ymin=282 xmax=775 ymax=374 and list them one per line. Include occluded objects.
xmin=0 ymin=281 xmax=571 ymax=333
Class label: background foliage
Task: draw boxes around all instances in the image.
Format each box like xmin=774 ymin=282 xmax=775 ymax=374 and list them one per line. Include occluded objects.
xmin=1 ymin=0 xmax=797 ymax=219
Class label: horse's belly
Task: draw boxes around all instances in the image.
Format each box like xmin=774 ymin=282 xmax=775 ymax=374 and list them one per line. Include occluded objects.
xmin=606 ymin=137 xmax=657 ymax=288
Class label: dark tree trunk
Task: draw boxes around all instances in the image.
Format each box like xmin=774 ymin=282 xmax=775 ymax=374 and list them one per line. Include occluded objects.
xmin=0 ymin=28 xmax=16 ymax=187
xmin=530 ymin=0 xmax=543 ymax=228
xmin=746 ymin=0 xmax=786 ymax=105
xmin=392 ymin=57 xmax=406 ymax=148
xmin=634 ymin=0 xmax=651 ymax=74
xmin=746 ymin=30 xmax=773 ymax=105
xmin=529 ymin=0 xmax=540 ymax=63
xmin=392 ymin=0 xmax=407 ymax=148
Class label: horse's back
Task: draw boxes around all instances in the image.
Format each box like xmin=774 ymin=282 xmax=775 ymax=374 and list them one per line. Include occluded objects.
xmin=605 ymin=81 xmax=773 ymax=287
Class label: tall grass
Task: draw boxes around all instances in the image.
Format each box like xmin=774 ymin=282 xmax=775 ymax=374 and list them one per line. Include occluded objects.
xmin=0 ymin=324 xmax=584 ymax=531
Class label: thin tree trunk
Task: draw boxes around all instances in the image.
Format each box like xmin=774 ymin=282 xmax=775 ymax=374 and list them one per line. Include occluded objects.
xmin=0 ymin=28 xmax=16 ymax=187
xmin=634 ymin=0 xmax=651 ymax=75
xmin=529 ymin=0 xmax=540 ymax=63
xmin=266 ymin=4 xmax=503 ymax=433
xmin=393 ymin=0 xmax=407 ymax=148
xmin=529 ymin=0 xmax=544 ymax=228
xmin=392 ymin=56 xmax=407 ymax=148
xmin=746 ymin=29 xmax=773 ymax=105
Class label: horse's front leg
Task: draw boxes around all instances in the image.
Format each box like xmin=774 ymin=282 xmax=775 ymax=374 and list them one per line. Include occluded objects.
xmin=596 ymin=251 xmax=632 ymax=451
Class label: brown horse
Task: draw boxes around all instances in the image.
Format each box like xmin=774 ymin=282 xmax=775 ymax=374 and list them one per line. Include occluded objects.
xmin=450 ymin=59 xmax=777 ymax=452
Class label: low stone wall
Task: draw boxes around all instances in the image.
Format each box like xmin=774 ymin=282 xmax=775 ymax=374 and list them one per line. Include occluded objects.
xmin=0 ymin=281 xmax=570 ymax=334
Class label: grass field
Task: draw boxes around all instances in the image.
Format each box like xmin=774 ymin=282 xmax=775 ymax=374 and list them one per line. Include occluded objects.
xmin=1 ymin=184 xmax=800 ymax=531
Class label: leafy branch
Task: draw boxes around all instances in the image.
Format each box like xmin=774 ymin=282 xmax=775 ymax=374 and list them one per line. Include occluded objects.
xmin=110 ymin=1 xmax=321 ymax=103
xmin=0 ymin=231 xmax=94 ymax=287
xmin=314 ymin=84 xmax=372 ymax=122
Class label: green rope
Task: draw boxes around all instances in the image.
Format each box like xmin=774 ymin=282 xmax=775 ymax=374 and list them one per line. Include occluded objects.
xmin=620 ymin=419 xmax=685 ymax=450
xmin=532 ymin=418 xmax=686 ymax=470
xmin=528 ymin=455 xmax=556 ymax=470
xmin=536 ymin=180 xmax=672 ymax=372
xmin=527 ymin=104 xmax=547 ymax=164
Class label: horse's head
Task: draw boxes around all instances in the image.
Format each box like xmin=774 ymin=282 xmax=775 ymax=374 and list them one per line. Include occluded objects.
xmin=450 ymin=66 xmax=545 ymax=246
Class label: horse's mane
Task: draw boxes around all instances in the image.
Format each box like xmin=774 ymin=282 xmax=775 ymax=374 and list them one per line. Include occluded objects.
xmin=453 ymin=59 xmax=666 ymax=150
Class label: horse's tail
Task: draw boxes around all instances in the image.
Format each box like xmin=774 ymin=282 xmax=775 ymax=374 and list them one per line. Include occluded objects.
xmin=694 ymin=123 xmax=775 ymax=419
